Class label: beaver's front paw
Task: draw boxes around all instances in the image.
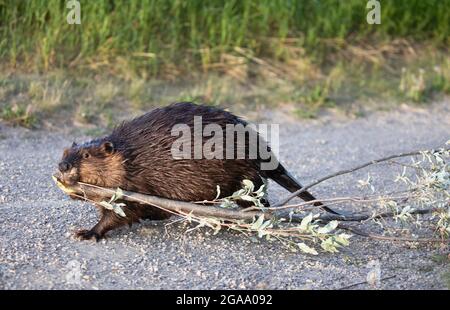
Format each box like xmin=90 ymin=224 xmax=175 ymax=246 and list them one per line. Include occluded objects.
xmin=74 ymin=229 xmax=103 ymax=241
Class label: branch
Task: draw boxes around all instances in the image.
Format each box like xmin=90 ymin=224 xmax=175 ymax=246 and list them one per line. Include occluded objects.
xmin=53 ymin=178 xmax=448 ymax=244
xmin=245 ymin=191 xmax=414 ymax=212
xmin=338 ymin=223 xmax=448 ymax=243
xmin=338 ymin=275 xmax=396 ymax=290
xmin=54 ymin=178 xmax=438 ymax=223
xmin=59 ymin=180 xmax=262 ymax=221
xmin=272 ymin=148 xmax=443 ymax=208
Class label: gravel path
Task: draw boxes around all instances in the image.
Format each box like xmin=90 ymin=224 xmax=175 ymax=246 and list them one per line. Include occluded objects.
xmin=0 ymin=102 xmax=449 ymax=290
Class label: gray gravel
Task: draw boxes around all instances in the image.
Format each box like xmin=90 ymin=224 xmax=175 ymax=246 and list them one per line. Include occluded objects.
xmin=0 ymin=102 xmax=449 ymax=290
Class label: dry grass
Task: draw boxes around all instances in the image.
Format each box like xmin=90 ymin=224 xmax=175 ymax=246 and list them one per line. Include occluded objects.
xmin=0 ymin=42 xmax=448 ymax=129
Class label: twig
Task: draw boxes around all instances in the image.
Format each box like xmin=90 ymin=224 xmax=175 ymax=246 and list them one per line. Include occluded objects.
xmin=62 ymin=180 xmax=436 ymax=224
xmin=55 ymin=177 xmax=439 ymax=223
xmin=338 ymin=223 xmax=448 ymax=243
xmin=272 ymin=149 xmax=432 ymax=208
xmin=70 ymin=181 xmax=263 ymax=221
xmin=387 ymin=160 xmax=426 ymax=171
xmin=338 ymin=275 xmax=396 ymax=290
xmin=246 ymin=191 xmax=416 ymax=212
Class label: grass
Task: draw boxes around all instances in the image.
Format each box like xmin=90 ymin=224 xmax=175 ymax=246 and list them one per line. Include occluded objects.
xmin=0 ymin=103 xmax=37 ymax=128
xmin=0 ymin=1 xmax=449 ymax=128
xmin=1 ymin=49 xmax=448 ymax=129
xmin=0 ymin=0 xmax=448 ymax=77
xmin=432 ymin=254 xmax=450 ymax=265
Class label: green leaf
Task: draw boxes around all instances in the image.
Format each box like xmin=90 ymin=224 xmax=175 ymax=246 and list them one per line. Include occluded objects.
xmin=251 ymin=214 xmax=265 ymax=230
xmin=231 ymin=189 xmax=245 ymax=198
xmin=242 ymin=179 xmax=254 ymax=192
xmin=113 ymin=203 xmax=126 ymax=217
xmin=259 ymin=219 xmax=272 ymax=231
xmin=257 ymin=230 xmax=267 ymax=238
xmin=114 ymin=188 xmax=124 ymax=200
xmin=317 ymin=220 xmax=339 ymax=234
xmin=220 ymin=198 xmax=239 ymax=209
xmin=297 ymin=242 xmax=318 ymax=255
xmin=320 ymin=237 xmax=340 ymax=253
xmin=299 ymin=213 xmax=313 ymax=231
xmin=255 ymin=184 xmax=266 ymax=195
xmin=334 ymin=233 xmax=352 ymax=246
xmin=240 ymin=195 xmax=255 ymax=202
xmin=98 ymin=201 xmax=114 ymax=210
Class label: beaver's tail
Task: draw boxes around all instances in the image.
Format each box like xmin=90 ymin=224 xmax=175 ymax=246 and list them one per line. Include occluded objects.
xmin=263 ymin=163 xmax=340 ymax=215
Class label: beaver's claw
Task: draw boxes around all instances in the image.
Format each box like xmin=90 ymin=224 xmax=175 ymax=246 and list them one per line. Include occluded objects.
xmin=74 ymin=229 xmax=102 ymax=241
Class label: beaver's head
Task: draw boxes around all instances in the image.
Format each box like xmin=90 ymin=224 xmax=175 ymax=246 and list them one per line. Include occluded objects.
xmin=57 ymin=139 xmax=125 ymax=187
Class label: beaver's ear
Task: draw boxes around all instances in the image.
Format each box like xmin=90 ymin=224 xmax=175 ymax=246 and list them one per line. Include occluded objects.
xmin=102 ymin=141 xmax=114 ymax=154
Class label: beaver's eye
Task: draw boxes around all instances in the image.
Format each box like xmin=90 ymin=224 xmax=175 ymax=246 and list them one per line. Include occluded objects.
xmin=83 ymin=152 xmax=90 ymax=159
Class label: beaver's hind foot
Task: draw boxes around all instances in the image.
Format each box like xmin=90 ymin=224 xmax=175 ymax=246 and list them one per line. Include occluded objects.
xmin=74 ymin=229 xmax=103 ymax=241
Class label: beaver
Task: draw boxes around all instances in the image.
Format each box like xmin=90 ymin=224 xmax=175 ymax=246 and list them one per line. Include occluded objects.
xmin=57 ymin=102 xmax=335 ymax=240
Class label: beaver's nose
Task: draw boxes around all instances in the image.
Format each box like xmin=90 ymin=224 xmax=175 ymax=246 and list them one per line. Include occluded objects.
xmin=58 ymin=162 xmax=71 ymax=172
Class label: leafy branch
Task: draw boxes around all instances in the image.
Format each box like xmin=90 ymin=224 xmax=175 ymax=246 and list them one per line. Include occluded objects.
xmin=53 ymin=143 xmax=450 ymax=255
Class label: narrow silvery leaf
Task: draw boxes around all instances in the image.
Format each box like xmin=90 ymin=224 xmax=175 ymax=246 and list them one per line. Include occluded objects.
xmin=320 ymin=237 xmax=339 ymax=253
xmin=115 ymin=188 xmax=124 ymax=200
xmin=214 ymin=185 xmax=221 ymax=200
xmin=113 ymin=204 xmax=126 ymax=217
xmin=299 ymin=213 xmax=313 ymax=231
xmin=257 ymin=230 xmax=267 ymax=238
xmin=317 ymin=220 xmax=339 ymax=234
xmin=242 ymin=179 xmax=254 ymax=192
xmin=259 ymin=219 xmax=272 ymax=231
xmin=334 ymin=233 xmax=351 ymax=246
xmin=98 ymin=201 xmax=114 ymax=210
xmin=297 ymin=243 xmax=318 ymax=255
xmin=251 ymin=214 xmax=265 ymax=230
xmin=240 ymin=195 xmax=255 ymax=202
xmin=255 ymin=184 xmax=266 ymax=195
xmin=231 ymin=189 xmax=245 ymax=198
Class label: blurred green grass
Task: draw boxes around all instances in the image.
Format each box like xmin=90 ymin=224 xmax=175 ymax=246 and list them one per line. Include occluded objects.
xmin=0 ymin=0 xmax=448 ymax=75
